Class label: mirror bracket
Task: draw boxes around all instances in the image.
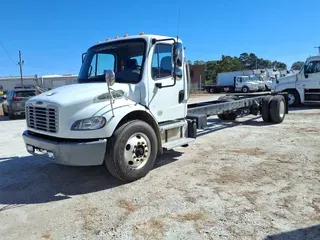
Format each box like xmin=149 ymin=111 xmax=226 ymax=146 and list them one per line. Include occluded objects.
xmin=104 ymin=70 xmax=116 ymax=117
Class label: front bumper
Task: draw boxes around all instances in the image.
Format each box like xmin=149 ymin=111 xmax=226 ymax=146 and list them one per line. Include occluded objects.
xmin=22 ymin=130 xmax=107 ymax=166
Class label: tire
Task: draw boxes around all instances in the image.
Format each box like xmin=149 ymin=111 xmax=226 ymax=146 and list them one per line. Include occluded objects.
xmin=217 ymin=114 xmax=227 ymax=120
xmin=224 ymin=112 xmax=237 ymax=120
xmin=2 ymin=106 xmax=8 ymax=116
xmin=261 ymin=95 xmax=273 ymax=122
xmin=270 ymin=95 xmax=286 ymax=124
xmin=287 ymin=90 xmax=300 ymax=107
xmin=242 ymin=86 xmax=249 ymax=93
xmin=8 ymin=110 xmax=15 ymax=120
xmin=217 ymin=96 xmax=238 ymax=121
xmin=104 ymin=120 xmax=158 ymax=182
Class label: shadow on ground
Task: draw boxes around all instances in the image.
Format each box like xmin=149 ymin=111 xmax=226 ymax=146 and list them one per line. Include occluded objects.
xmin=265 ymin=224 xmax=320 ymax=240
xmin=0 ymin=150 xmax=181 ymax=209
xmin=197 ymin=116 xmax=272 ymax=137
xmin=0 ymin=115 xmax=25 ymax=122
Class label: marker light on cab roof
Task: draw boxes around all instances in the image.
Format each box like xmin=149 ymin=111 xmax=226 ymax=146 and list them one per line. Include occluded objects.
xmin=124 ymin=34 xmax=128 ymax=37
xmin=115 ymin=36 xmax=119 ymax=39
xmin=140 ymin=32 xmax=144 ymax=35
xmin=106 ymin=38 xmax=110 ymax=41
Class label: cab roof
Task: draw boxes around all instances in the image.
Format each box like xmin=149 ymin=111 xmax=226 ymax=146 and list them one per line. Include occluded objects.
xmin=306 ymin=55 xmax=320 ymax=62
xmin=91 ymin=34 xmax=182 ymax=48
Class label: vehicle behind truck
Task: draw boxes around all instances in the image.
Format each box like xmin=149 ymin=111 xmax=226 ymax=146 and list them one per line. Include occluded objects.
xmin=22 ymin=33 xmax=289 ymax=182
xmin=271 ymin=55 xmax=320 ymax=106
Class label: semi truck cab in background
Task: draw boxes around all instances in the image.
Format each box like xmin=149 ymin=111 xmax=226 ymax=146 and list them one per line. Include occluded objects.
xmin=22 ymin=33 xmax=289 ymax=182
xmin=272 ymin=55 xmax=320 ymax=106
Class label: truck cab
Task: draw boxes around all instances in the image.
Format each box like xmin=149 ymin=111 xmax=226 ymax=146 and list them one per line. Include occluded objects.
xmin=271 ymin=55 xmax=320 ymax=106
xmin=249 ymin=75 xmax=266 ymax=91
xmin=234 ymin=76 xmax=259 ymax=93
xmin=22 ymin=34 xmax=192 ymax=181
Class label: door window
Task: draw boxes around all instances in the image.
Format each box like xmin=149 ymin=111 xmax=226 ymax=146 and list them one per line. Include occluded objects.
xmin=151 ymin=44 xmax=173 ymax=79
xmin=305 ymin=61 xmax=320 ymax=74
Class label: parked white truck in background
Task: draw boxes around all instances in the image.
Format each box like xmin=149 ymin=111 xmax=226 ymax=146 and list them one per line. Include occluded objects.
xmin=22 ymin=33 xmax=289 ymax=182
xmin=233 ymin=76 xmax=259 ymax=93
xmin=271 ymin=55 xmax=320 ymax=106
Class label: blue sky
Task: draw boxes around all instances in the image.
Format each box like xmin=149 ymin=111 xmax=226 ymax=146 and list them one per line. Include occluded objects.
xmin=0 ymin=0 xmax=319 ymax=77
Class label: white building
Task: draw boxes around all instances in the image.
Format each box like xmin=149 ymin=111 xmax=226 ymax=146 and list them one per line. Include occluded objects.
xmin=0 ymin=74 xmax=78 ymax=93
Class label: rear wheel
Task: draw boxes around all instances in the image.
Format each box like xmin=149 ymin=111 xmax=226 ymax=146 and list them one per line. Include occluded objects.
xmin=217 ymin=96 xmax=238 ymax=121
xmin=270 ymin=95 xmax=286 ymax=124
xmin=261 ymin=95 xmax=273 ymax=122
xmin=105 ymin=120 xmax=158 ymax=182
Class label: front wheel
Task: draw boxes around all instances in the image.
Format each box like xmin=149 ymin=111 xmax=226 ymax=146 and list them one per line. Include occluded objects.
xmin=287 ymin=90 xmax=300 ymax=107
xmin=105 ymin=120 xmax=158 ymax=182
xmin=242 ymin=86 xmax=249 ymax=93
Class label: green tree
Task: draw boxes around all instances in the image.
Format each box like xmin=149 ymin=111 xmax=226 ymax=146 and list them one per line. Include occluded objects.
xmin=291 ymin=61 xmax=304 ymax=70
xmin=193 ymin=60 xmax=205 ymax=65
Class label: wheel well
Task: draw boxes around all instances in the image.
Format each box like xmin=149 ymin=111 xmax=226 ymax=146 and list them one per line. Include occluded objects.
xmin=282 ymin=88 xmax=298 ymax=93
xmin=116 ymin=110 xmax=163 ymax=155
xmin=282 ymin=89 xmax=300 ymax=99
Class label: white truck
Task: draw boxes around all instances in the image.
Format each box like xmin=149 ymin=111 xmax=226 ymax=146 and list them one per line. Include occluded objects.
xmin=205 ymin=74 xmax=260 ymax=93
xmin=22 ymin=33 xmax=289 ymax=182
xmin=271 ymin=55 xmax=320 ymax=106
xmin=233 ymin=76 xmax=260 ymax=93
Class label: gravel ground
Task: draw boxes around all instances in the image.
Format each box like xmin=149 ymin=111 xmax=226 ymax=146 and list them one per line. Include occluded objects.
xmin=0 ymin=97 xmax=319 ymax=240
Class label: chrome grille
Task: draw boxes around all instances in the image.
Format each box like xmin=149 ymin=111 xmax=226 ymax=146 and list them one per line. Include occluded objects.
xmin=27 ymin=105 xmax=58 ymax=133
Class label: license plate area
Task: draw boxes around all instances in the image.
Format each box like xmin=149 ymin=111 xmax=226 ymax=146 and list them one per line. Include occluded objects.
xmin=27 ymin=144 xmax=55 ymax=159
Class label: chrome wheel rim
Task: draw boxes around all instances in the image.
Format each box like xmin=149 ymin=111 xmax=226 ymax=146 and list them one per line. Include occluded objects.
xmin=288 ymin=93 xmax=295 ymax=105
xmin=243 ymin=88 xmax=248 ymax=93
xmin=124 ymin=132 xmax=151 ymax=169
xmin=279 ymin=101 xmax=285 ymax=118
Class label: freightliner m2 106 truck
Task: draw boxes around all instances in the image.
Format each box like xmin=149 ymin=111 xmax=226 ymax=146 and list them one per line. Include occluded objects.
xmin=22 ymin=34 xmax=289 ymax=182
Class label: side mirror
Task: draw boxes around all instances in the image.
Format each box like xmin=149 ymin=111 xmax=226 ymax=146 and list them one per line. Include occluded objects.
xmin=173 ymin=42 xmax=183 ymax=68
xmin=104 ymin=70 xmax=116 ymax=86
xmin=304 ymin=65 xmax=308 ymax=78
xmin=175 ymin=68 xmax=183 ymax=80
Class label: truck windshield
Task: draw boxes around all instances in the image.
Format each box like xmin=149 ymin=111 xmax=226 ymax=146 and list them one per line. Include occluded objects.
xmin=78 ymin=39 xmax=146 ymax=84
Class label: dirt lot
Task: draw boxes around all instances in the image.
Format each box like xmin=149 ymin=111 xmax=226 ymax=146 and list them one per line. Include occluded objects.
xmin=0 ymin=98 xmax=319 ymax=240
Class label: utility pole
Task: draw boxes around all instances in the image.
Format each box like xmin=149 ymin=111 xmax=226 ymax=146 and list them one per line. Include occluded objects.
xmin=315 ymin=46 xmax=320 ymax=55
xmin=18 ymin=50 xmax=24 ymax=88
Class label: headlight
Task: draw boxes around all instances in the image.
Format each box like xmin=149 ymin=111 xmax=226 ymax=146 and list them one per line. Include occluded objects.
xmin=71 ymin=116 xmax=106 ymax=130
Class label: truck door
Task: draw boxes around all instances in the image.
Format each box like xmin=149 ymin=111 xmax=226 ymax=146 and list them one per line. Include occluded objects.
xmin=147 ymin=43 xmax=186 ymax=122
xmin=296 ymin=60 xmax=320 ymax=103
xmin=235 ymin=77 xmax=242 ymax=91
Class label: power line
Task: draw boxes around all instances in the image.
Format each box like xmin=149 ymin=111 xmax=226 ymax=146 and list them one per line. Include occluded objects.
xmin=0 ymin=41 xmax=16 ymax=65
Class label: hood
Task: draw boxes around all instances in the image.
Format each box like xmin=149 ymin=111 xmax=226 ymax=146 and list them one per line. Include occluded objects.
xmin=27 ymin=82 xmax=141 ymax=107
xmin=276 ymin=74 xmax=297 ymax=83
